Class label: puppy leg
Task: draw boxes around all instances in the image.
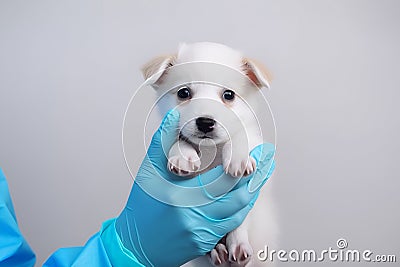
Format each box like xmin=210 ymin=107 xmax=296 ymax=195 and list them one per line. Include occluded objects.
xmin=226 ymin=219 xmax=253 ymax=267
xmin=168 ymin=140 xmax=201 ymax=176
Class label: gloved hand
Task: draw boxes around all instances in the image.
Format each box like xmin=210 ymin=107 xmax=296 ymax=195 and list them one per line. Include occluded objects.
xmin=110 ymin=110 xmax=275 ymax=267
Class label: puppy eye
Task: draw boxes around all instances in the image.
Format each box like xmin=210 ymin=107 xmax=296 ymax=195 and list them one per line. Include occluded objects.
xmin=222 ymin=90 xmax=235 ymax=101
xmin=177 ymin=86 xmax=191 ymax=100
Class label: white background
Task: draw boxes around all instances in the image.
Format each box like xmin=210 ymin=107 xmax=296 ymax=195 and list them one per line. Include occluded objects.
xmin=1 ymin=1 xmax=399 ymax=266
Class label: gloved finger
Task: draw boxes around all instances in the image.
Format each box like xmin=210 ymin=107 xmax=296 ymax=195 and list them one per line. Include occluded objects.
xmin=196 ymin=180 xmax=258 ymax=220
xmin=194 ymin=200 xmax=254 ymax=237
xmin=197 ymin=143 xmax=275 ymax=195
xmin=183 ymin=157 xmax=274 ymax=207
xmin=197 ymin=160 xmax=275 ymax=216
xmin=247 ymin=143 xmax=275 ymax=193
xmin=230 ymin=143 xmax=275 ymax=190
xmin=221 ymin=202 xmax=253 ymax=234
xmin=147 ymin=109 xmax=180 ymax=158
xmin=250 ymin=143 xmax=275 ymax=166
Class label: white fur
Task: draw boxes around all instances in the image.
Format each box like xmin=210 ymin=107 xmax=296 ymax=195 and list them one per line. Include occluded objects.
xmin=176 ymin=42 xmax=243 ymax=71
xmin=143 ymin=42 xmax=277 ymax=266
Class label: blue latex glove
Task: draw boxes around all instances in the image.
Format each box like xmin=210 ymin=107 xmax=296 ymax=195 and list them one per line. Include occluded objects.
xmin=113 ymin=110 xmax=276 ymax=267
xmin=0 ymin=169 xmax=36 ymax=267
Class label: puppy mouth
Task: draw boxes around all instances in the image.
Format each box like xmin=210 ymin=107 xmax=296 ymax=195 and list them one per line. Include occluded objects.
xmin=179 ymin=132 xmax=214 ymax=143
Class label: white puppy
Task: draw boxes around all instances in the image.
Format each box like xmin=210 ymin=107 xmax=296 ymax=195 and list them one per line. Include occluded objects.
xmin=142 ymin=42 xmax=276 ymax=267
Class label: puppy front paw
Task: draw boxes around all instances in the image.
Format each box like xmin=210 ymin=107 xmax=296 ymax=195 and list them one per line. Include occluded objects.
xmin=209 ymin=243 xmax=229 ymax=266
xmin=168 ymin=153 xmax=201 ymax=176
xmin=223 ymin=156 xmax=256 ymax=178
xmin=227 ymin=241 xmax=253 ymax=267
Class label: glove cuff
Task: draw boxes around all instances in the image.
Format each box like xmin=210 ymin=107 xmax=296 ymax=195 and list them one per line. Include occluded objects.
xmin=100 ymin=218 xmax=145 ymax=267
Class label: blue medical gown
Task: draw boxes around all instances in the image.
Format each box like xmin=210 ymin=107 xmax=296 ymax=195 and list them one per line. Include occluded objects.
xmin=1 ymin=169 xmax=141 ymax=267
xmin=0 ymin=169 xmax=36 ymax=267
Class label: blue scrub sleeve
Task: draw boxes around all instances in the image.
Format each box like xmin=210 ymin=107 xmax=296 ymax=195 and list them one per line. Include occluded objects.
xmin=0 ymin=169 xmax=36 ymax=267
xmin=43 ymin=219 xmax=144 ymax=267
xmin=43 ymin=232 xmax=111 ymax=267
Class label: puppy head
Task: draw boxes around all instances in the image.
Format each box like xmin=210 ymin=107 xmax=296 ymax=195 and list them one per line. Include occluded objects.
xmin=142 ymin=42 xmax=271 ymax=145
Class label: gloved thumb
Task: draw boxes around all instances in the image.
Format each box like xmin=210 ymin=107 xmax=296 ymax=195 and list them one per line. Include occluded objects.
xmin=147 ymin=109 xmax=180 ymax=158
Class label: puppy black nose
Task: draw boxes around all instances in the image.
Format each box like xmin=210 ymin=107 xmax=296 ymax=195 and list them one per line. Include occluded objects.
xmin=196 ymin=117 xmax=215 ymax=133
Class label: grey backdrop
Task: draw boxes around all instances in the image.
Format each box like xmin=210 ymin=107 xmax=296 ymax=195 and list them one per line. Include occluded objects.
xmin=0 ymin=1 xmax=399 ymax=266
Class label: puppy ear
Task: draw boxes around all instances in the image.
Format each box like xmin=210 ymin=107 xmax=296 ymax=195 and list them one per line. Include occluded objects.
xmin=242 ymin=58 xmax=272 ymax=89
xmin=141 ymin=54 xmax=176 ymax=86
